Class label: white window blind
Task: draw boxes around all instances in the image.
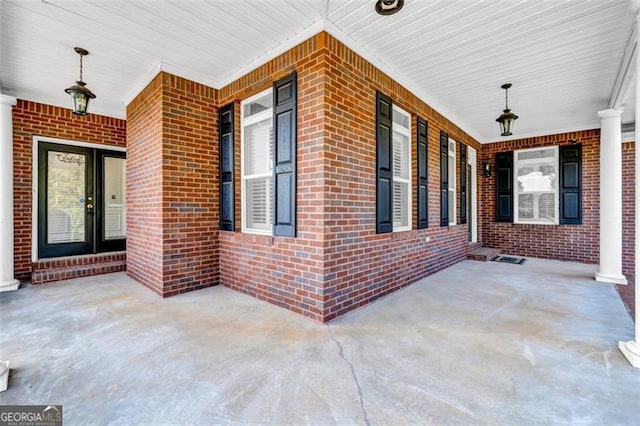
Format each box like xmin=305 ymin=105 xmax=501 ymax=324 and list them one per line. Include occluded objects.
xmin=514 ymin=146 xmax=558 ymax=224
xmin=104 ymin=157 xmax=126 ymax=240
xmin=392 ymin=106 xmax=411 ymax=231
xmin=242 ymin=89 xmax=274 ymax=234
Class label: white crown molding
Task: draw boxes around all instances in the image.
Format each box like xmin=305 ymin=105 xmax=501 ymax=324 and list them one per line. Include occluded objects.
xmin=123 ymin=61 xmax=162 ymax=108
xmin=322 ymin=21 xmax=484 ymax=144
xmin=610 ymin=25 xmax=636 ymax=109
xmin=122 ymin=21 xmax=325 ymax=107
xmin=0 ymin=94 xmax=17 ymax=107
xmin=216 ymin=21 xmax=325 ymax=90
xmin=161 ymin=61 xmax=221 ymax=92
xmin=13 ymin=92 xmax=125 ymax=120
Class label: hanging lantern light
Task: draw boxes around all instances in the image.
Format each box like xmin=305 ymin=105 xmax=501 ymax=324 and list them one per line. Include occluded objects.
xmin=496 ymin=83 xmax=518 ymax=137
xmin=64 ymin=47 xmax=96 ymax=116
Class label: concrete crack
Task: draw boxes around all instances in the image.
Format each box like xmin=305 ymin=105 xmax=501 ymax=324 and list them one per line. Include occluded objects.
xmin=327 ymin=325 xmax=370 ymax=426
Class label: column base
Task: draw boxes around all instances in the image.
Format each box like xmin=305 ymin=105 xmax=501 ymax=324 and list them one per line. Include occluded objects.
xmin=619 ymin=340 xmax=640 ymax=368
xmin=594 ymin=272 xmax=628 ymax=285
xmin=0 ymin=361 xmax=8 ymax=392
xmin=0 ymin=279 xmax=20 ymax=292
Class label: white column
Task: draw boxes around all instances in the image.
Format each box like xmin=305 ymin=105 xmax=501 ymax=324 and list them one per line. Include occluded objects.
xmin=0 ymin=95 xmax=19 ymax=292
xmin=595 ymin=108 xmax=627 ymax=285
xmin=619 ymin=11 xmax=640 ymax=367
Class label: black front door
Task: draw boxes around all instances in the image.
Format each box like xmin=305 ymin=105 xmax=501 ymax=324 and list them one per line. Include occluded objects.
xmin=468 ymin=164 xmax=472 ymax=242
xmin=38 ymin=142 xmax=125 ymax=259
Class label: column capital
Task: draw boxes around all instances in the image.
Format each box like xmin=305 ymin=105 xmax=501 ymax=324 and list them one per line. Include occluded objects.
xmin=0 ymin=95 xmax=16 ymax=108
xmin=598 ymin=108 xmax=623 ymax=120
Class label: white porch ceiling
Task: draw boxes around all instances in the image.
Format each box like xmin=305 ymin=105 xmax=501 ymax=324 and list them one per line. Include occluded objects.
xmin=0 ymin=0 xmax=635 ymax=143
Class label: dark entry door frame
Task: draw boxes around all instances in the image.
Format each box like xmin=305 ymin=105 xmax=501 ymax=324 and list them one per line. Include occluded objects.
xmin=32 ymin=136 xmax=126 ymax=261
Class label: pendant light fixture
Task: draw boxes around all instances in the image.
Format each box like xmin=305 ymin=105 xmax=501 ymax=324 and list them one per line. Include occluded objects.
xmin=64 ymin=47 xmax=96 ymax=116
xmin=496 ymin=83 xmax=518 ymax=137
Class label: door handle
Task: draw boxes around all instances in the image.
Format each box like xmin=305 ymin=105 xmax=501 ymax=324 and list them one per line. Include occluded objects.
xmin=86 ymin=203 xmax=93 ymax=211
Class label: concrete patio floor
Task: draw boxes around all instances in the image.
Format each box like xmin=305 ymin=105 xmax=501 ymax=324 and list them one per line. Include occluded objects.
xmin=1 ymin=258 xmax=639 ymax=424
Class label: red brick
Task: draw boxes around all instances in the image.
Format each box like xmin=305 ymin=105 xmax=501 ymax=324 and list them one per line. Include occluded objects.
xmin=12 ymin=100 xmax=126 ymax=281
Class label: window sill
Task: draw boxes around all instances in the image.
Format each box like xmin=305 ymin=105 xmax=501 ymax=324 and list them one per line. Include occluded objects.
xmin=392 ymin=229 xmax=417 ymax=241
xmin=231 ymin=232 xmax=275 ymax=246
xmin=491 ymin=222 xmax=558 ymax=228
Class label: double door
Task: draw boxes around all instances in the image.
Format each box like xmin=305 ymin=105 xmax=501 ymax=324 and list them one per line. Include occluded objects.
xmin=38 ymin=142 xmax=126 ymax=258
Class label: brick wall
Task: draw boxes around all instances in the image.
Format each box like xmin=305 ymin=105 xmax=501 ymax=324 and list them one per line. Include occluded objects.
xmin=321 ymin=34 xmax=480 ymax=320
xmin=479 ymin=130 xmax=600 ymax=263
xmin=161 ymin=74 xmax=219 ymax=296
xmin=126 ymin=74 xmax=165 ymax=294
xmin=622 ymin=141 xmax=635 ymax=280
xmin=217 ymin=34 xmax=327 ymax=320
xmin=216 ymin=33 xmax=481 ymax=321
xmin=126 ymin=72 xmax=219 ymax=297
xmin=621 ymin=141 xmax=635 ymax=317
xmin=12 ymin=100 xmax=126 ymax=281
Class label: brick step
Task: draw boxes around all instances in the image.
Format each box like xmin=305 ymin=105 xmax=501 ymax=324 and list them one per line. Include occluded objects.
xmin=32 ymin=253 xmax=126 ymax=285
xmin=467 ymin=247 xmax=500 ymax=262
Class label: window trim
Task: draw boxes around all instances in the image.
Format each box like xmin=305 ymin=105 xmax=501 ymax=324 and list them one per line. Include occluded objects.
xmin=448 ymin=137 xmax=457 ymax=226
xmin=513 ymin=145 xmax=559 ymax=225
xmin=241 ymin=88 xmax=274 ymax=236
xmin=391 ymin=105 xmax=412 ymax=232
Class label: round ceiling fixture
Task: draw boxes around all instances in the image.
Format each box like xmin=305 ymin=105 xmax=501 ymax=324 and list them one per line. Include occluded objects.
xmin=375 ymin=0 xmax=404 ymax=16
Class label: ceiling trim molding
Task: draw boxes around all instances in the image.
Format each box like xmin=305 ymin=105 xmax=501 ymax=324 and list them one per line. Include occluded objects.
xmin=216 ymin=20 xmax=325 ymax=90
xmin=322 ymin=0 xmax=330 ymax=21
xmin=15 ymin=92 xmax=125 ymax=119
xmin=323 ymin=21 xmax=484 ymax=144
xmin=0 ymin=94 xmax=17 ymax=107
xmin=482 ymin=124 xmax=600 ymax=144
xmin=124 ymin=21 xmax=326 ymax=114
xmin=161 ymin=61 xmax=221 ymax=92
xmin=123 ymin=61 xmax=163 ymax=109
xmin=610 ymin=25 xmax=636 ymax=108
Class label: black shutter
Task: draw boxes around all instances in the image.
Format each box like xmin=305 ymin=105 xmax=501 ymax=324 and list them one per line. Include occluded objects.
xmin=560 ymin=144 xmax=582 ymax=224
xmin=417 ymin=117 xmax=429 ymax=229
xmin=495 ymin=151 xmax=513 ymax=222
xmin=273 ymin=72 xmax=297 ymax=237
xmin=440 ymin=131 xmax=449 ymax=226
xmin=460 ymin=142 xmax=467 ymax=225
xmin=219 ymin=103 xmax=235 ymax=231
xmin=376 ymin=92 xmax=393 ymax=234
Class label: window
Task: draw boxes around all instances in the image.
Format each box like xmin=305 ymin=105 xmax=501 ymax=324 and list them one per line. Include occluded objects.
xmin=514 ymin=146 xmax=559 ymax=224
xmin=103 ymin=156 xmax=126 ymax=240
xmin=448 ymin=138 xmax=456 ymax=225
xmin=241 ymin=89 xmax=274 ymax=235
xmin=392 ymin=106 xmax=411 ymax=231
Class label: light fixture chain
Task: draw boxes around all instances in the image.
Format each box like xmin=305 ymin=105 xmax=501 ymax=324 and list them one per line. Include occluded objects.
xmin=79 ymin=53 xmax=83 ymax=82
xmin=505 ymin=86 xmax=509 ymax=110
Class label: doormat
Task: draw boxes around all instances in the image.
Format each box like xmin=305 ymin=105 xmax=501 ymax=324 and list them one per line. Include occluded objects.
xmin=492 ymin=256 xmax=526 ymax=265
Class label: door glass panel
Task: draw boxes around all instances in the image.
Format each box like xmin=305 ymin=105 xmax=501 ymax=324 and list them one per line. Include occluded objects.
xmin=103 ymin=157 xmax=126 ymax=240
xmin=47 ymin=151 xmax=86 ymax=244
